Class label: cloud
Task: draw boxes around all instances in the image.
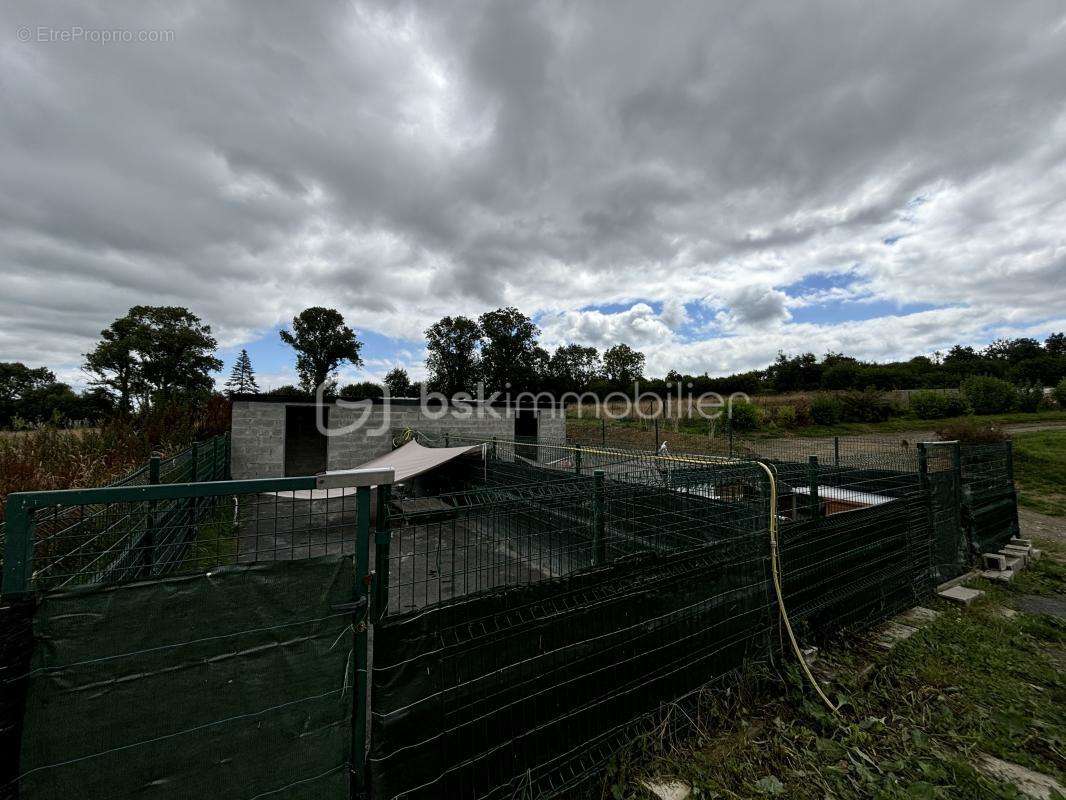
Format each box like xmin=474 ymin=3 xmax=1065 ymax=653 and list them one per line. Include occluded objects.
xmin=1 ymin=0 xmax=1064 ymax=383
xmin=713 ymin=285 xmax=792 ymax=330
xmin=539 ymin=303 xmax=679 ymax=351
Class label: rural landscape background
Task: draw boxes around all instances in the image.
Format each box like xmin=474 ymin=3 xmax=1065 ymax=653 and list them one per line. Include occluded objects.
xmin=3 ymin=1 xmax=1066 ymax=798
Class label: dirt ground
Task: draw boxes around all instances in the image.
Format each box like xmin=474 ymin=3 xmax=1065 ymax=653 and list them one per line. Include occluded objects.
xmin=1019 ymin=506 xmax=1066 ymax=546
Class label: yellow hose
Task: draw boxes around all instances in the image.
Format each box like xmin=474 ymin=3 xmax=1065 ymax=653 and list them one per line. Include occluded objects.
xmin=751 ymin=459 xmax=840 ymax=715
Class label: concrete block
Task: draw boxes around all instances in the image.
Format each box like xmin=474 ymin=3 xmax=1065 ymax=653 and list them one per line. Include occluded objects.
xmin=1010 ymin=537 xmax=1032 ymax=548
xmin=873 ymin=621 xmax=918 ymax=650
xmin=981 ymin=569 xmax=1015 ymax=584
xmin=640 ymin=780 xmax=691 ymax=800
xmin=982 ymin=553 xmax=1008 ymax=571
xmin=938 ymin=585 xmax=984 ymax=605
xmin=1002 ymin=544 xmax=1031 ymax=565
xmin=997 ymin=552 xmax=1024 ymax=571
xmin=898 ymin=606 xmax=940 ymax=627
xmin=1031 ymin=548 xmax=1042 ymax=562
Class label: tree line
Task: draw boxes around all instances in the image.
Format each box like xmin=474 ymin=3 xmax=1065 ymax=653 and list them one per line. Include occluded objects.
xmin=2 ymin=302 xmax=1065 ymax=428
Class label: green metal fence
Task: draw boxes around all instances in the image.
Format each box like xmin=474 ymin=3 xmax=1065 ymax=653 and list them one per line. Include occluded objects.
xmin=0 ymin=431 xmax=1021 ymax=800
xmin=0 ymin=433 xmax=230 ymax=586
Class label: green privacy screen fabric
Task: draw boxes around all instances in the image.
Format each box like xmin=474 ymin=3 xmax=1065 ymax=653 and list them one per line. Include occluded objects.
xmin=17 ymin=556 xmax=355 ymax=800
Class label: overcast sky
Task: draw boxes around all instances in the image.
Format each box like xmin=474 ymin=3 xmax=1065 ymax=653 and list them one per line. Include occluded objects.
xmin=2 ymin=1 xmax=1065 ymax=389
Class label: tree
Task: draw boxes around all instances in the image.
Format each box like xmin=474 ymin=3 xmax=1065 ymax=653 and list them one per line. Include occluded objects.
xmin=984 ymin=337 xmax=1044 ymax=365
xmin=602 ymin=343 xmax=645 ymax=385
xmin=279 ymin=307 xmax=364 ymax=393
xmin=548 ymin=345 xmax=601 ymax=392
xmin=425 ymin=315 xmax=482 ymax=396
xmin=83 ymin=313 xmax=141 ymax=411
xmin=478 ymin=307 xmax=542 ymax=393
xmin=338 ymin=381 xmax=384 ymax=401
xmin=1045 ymin=332 xmax=1066 ymax=356
xmin=84 ymin=306 xmax=221 ymax=408
xmin=224 ymin=349 xmax=259 ymax=396
xmin=383 ymin=367 xmax=413 ymax=397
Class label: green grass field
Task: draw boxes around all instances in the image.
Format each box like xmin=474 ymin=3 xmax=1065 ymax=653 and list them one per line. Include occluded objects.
xmin=1013 ymin=429 xmax=1066 ymax=517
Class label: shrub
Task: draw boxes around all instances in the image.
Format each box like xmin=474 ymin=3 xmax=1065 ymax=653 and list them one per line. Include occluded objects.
xmin=1053 ymin=378 xmax=1066 ymax=408
xmin=774 ymin=405 xmax=798 ymax=428
xmin=1015 ymin=382 xmax=1043 ymax=413
xmin=936 ymin=419 xmax=1010 ymax=444
xmin=810 ymin=394 xmax=843 ymax=426
xmin=940 ymin=393 xmax=968 ymax=417
xmin=791 ymin=396 xmax=813 ymax=426
xmin=909 ymin=390 xmax=967 ymax=419
xmin=961 ymin=376 xmax=1017 ymax=415
xmin=728 ymin=400 xmax=759 ymax=431
xmin=840 ymin=389 xmax=893 ymax=423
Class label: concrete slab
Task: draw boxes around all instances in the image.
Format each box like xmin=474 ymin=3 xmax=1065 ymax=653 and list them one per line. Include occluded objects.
xmin=975 ymin=753 xmax=1064 ymax=800
xmin=938 ymin=585 xmax=984 ymax=605
xmin=872 ymin=621 xmax=918 ymax=650
xmin=640 ymin=780 xmax=691 ymax=800
xmin=1010 ymin=537 xmax=1033 ymax=548
xmin=897 ymin=606 xmax=940 ymax=627
xmin=982 ymin=569 xmax=1015 ymax=583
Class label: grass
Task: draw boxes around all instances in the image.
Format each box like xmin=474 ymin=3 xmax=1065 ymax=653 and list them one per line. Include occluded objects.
xmin=1013 ymin=429 xmax=1066 ymax=517
xmin=566 ymin=410 xmax=1066 ymax=445
xmin=598 ymin=546 xmax=1066 ymax=800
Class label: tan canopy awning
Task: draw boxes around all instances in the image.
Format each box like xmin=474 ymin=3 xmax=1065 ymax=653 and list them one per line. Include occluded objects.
xmin=326 ymin=439 xmax=483 ymax=485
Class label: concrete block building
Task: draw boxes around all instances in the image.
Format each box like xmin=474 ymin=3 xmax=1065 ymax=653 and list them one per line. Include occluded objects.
xmin=230 ymin=396 xmax=566 ymax=480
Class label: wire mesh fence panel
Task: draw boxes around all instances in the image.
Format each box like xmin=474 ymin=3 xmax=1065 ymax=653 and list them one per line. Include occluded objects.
xmin=11 ymin=556 xmax=356 ymax=800
xmin=778 ymin=491 xmax=933 ymax=637
xmin=958 ymin=442 xmax=1019 ymax=554
xmin=386 ymin=478 xmax=597 ymax=613
xmin=4 ymin=479 xmax=364 ymax=595
xmin=369 ymin=540 xmax=775 ymax=800
xmin=922 ymin=442 xmax=969 ymax=583
xmin=0 ymin=433 xmax=228 ymax=589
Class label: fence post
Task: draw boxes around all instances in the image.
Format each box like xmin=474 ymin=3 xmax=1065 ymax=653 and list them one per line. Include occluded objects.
xmin=353 ymin=484 xmax=373 ymax=792
xmin=592 ymin=469 xmax=606 ymax=565
xmin=601 ymin=417 xmax=606 ymax=446
xmin=491 ymin=435 xmax=497 ymax=460
xmin=917 ymin=442 xmax=929 ymax=492
xmin=574 ymin=444 xmax=582 ymax=476
xmin=654 ymin=417 xmax=660 ymax=451
xmin=224 ymin=432 xmax=232 ymax=480
xmin=444 ymin=432 xmax=449 ymax=447
xmin=728 ymin=417 xmax=734 ymax=458
xmin=1005 ymin=441 xmax=1021 ymax=538
xmin=1 ymin=496 xmax=33 ymax=598
xmin=374 ymin=484 xmax=392 ymax=623
xmin=833 ymin=436 xmax=840 ymax=467
xmin=191 ymin=441 xmax=199 ymax=482
xmin=145 ymin=453 xmax=161 ymax=574
xmin=808 ymin=455 xmax=820 ymax=520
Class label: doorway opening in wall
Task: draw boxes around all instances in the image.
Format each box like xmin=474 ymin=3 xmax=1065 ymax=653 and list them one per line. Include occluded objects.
xmin=284 ymin=405 xmax=328 ymax=476
xmin=515 ymin=409 xmax=538 ymax=461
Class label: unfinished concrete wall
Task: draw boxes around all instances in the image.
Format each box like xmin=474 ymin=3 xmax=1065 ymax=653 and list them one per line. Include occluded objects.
xmin=230 ymin=401 xmax=286 ymax=480
xmin=230 ymin=400 xmax=567 ymax=479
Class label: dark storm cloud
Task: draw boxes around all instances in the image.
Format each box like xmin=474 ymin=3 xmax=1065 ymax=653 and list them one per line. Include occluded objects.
xmin=1 ymin=0 xmax=1065 ymax=380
